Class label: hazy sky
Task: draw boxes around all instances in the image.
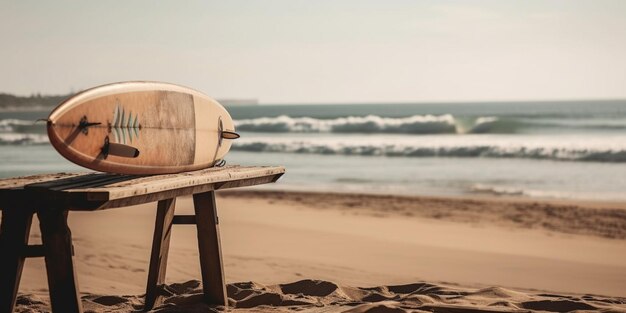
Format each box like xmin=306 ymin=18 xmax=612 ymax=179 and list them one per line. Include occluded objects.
xmin=1 ymin=1 xmax=625 ymax=103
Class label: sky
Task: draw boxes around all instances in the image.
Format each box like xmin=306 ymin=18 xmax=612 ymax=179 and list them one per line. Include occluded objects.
xmin=1 ymin=0 xmax=625 ymax=104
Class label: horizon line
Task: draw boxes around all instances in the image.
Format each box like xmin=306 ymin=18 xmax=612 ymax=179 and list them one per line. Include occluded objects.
xmin=1 ymin=91 xmax=625 ymax=106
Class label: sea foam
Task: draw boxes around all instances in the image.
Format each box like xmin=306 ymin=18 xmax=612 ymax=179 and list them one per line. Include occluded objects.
xmin=0 ymin=133 xmax=49 ymax=145
xmin=0 ymin=118 xmax=40 ymax=132
xmin=232 ymin=135 xmax=626 ymax=163
xmin=235 ymin=115 xmax=501 ymax=134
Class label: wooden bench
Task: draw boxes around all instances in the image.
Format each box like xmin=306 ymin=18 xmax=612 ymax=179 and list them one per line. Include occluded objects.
xmin=0 ymin=165 xmax=285 ymax=313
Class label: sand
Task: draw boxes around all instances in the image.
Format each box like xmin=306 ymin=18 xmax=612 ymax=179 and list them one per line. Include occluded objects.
xmin=10 ymin=190 xmax=626 ymax=312
xmin=15 ymin=279 xmax=626 ymax=312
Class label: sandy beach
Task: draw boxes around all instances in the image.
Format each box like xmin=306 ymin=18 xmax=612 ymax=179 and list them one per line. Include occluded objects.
xmin=11 ymin=190 xmax=626 ymax=312
xmin=4 ymin=1 xmax=626 ymax=312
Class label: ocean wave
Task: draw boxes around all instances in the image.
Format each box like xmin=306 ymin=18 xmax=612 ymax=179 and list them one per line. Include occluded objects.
xmin=520 ymin=118 xmax=626 ymax=130
xmin=0 ymin=118 xmax=45 ymax=133
xmin=468 ymin=184 xmax=572 ymax=199
xmin=232 ymin=140 xmax=626 ymax=162
xmin=234 ymin=114 xmax=626 ymax=134
xmin=470 ymin=184 xmax=525 ymax=196
xmin=0 ymin=133 xmax=49 ymax=145
xmin=234 ymin=115 xmax=504 ymax=134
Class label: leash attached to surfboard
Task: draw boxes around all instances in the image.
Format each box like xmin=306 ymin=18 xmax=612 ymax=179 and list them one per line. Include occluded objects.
xmin=46 ymin=81 xmax=240 ymax=175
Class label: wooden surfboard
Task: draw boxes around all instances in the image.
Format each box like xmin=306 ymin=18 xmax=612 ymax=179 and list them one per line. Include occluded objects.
xmin=47 ymin=81 xmax=240 ymax=175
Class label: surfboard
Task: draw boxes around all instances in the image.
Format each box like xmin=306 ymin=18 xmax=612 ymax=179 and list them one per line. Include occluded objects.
xmin=47 ymin=81 xmax=240 ymax=175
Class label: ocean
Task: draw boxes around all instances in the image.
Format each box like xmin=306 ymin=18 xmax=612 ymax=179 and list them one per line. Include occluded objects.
xmin=2 ymin=100 xmax=626 ymax=201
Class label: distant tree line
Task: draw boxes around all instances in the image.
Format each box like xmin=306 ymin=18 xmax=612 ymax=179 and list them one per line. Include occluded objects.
xmin=0 ymin=93 xmax=71 ymax=108
xmin=0 ymin=92 xmax=259 ymax=109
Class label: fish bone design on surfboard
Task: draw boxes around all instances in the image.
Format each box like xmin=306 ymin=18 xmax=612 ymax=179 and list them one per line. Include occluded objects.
xmin=110 ymin=103 xmax=141 ymax=144
xmin=46 ymin=81 xmax=239 ymax=175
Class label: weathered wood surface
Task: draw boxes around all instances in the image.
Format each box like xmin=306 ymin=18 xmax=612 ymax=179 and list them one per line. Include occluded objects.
xmin=0 ymin=208 xmax=34 ymax=313
xmin=194 ymin=191 xmax=228 ymax=306
xmin=0 ymin=165 xmax=284 ymax=210
xmin=0 ymin=173 xmax=84 ymax=190
xmin=144 ymin=198 xmax=177 ymax=310
xmin=38 ymin=209 xmax=83 ymax=313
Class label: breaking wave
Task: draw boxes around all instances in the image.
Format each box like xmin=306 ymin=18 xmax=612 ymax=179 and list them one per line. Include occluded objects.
xmin=0 ymin=119 xmax=48 ymax=145
xmin=0 ymin=133 xmax=49 ymax=145
xmin=232 ymin=140 xmax=626 ymax=163
xmin=0 ymin=118 xmax=44 ymax=133
xmin=468 ymin=184 xmax=571 ymax=199
xmin=520 ymin=118 xmax=626 ymax=130
xmin=235 ymin=115 xmax=505 ymax=134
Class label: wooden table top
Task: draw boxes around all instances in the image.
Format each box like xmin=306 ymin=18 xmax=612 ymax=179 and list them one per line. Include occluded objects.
xmin=0 ymin=165 xmax=285 ymax=211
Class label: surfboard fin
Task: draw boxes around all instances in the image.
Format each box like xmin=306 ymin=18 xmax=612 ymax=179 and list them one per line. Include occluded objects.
xmin=221 ymin=131 xmax=240 ymax=140
xmin=101 ymin=136 xmax=140 ymax=159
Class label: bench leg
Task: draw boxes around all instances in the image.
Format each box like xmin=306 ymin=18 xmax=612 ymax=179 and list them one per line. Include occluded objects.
xmin=0 ymin=209 xmax=34 ymax=313
xmin=193 ymin=191 xmax=227 ymax=307
xmin=144 ymin=198 xmax=176 ymax=310
xmin=38 ymin=209 xmax=83 ymax=313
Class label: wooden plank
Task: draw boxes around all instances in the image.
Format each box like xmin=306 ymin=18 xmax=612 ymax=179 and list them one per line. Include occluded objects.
xmin=38 ymin=209 xmax=83 ymax=313
xmin=0 ymin=208 xmax=34 ymax=313
xmin=15 ymin=165 xmax=284 ymax=203
xmin=144 ymin=198 xmax=176 ymax=310
xmin=193 ymin=191 xmax=227 ymax=307
xmin=0 ymin=173 xmax=86 ymax=190
xmin=71 ymin=165 xmax=284 ymax=201
xmin=25 ymin=173 xmax=136 ymax=191
xmin=28 ymin=173 xmax=110 ymax=190
xmin=49 ymin=174 xmax=137 ymax=191
xmin=22 ymin=244 xmax=45 ymax=258
xmin=172 ymin=215 xmax=196 ymax=225
xmin=1 ymin=166 xmax=284 ymax=211
xmin=20 ymin=174 xmax=139 ymax=211
xmin=68 ymin=173 xmax=283 ymax=211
